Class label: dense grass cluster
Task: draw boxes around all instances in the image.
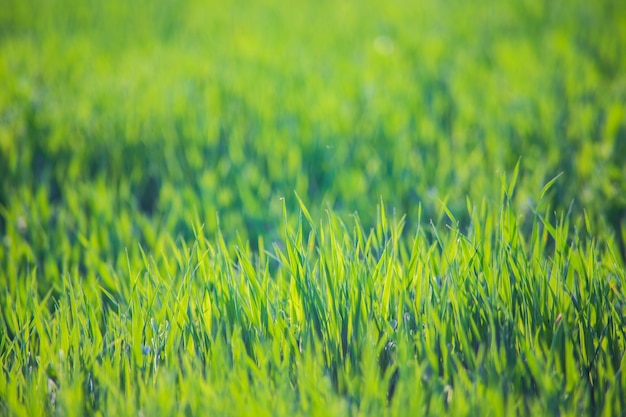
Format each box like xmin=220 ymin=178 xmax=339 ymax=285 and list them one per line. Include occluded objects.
xmin=1 ymin=0 xmax=625 ymax=415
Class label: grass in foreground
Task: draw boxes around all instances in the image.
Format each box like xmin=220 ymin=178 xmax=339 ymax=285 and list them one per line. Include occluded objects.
xmin=1 ymin=0 xmax=626 ymax=415
xmin=1 ymin=183 xmax=625 ymax=416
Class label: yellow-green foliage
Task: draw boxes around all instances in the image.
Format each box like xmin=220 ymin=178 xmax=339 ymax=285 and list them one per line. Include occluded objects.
xmin=1 ymin=0 xmax=625 ymax=415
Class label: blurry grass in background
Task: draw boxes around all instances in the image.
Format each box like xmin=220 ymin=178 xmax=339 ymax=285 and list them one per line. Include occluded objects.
xmin=1 ymin=0 xmax=625 ymax=415
xmin=2 ymin=0 xmax=625 ymax=244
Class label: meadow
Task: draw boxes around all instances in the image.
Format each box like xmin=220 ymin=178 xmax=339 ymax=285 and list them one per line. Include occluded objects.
xmin=1 ymin=0 xmax=625 ymax=415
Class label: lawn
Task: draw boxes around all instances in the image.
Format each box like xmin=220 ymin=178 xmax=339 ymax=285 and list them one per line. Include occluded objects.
xmin=1 ymin=0 xmax=625 ymax=415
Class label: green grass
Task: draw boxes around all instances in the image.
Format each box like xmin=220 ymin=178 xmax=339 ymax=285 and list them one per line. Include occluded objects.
xmin=1 ymin=0 xmax=626 ymax=415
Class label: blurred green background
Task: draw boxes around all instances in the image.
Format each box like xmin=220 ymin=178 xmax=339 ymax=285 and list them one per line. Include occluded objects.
xmin=1 ymin=0 xmax=625 ymax=258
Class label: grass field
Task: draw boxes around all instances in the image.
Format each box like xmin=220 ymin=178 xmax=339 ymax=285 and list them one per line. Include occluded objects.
xmin=1 ymin=0 xmax=626 ymax=415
